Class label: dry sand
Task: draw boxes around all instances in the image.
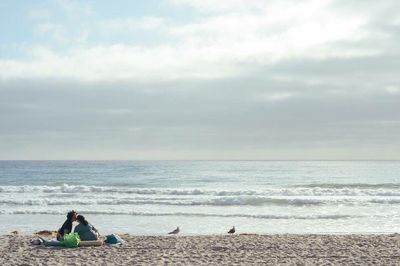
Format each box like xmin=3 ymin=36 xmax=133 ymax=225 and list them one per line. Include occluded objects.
xmin=1 ymin=233 xmax=400 ymax=265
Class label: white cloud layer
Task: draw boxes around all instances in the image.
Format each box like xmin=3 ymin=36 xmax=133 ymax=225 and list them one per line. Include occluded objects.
xmin=0 ymin=0 xmax=382 ymax=81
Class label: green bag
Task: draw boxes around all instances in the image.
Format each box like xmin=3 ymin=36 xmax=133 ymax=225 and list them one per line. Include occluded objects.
xmin=63 ymin=232 xmax=80 ymax=248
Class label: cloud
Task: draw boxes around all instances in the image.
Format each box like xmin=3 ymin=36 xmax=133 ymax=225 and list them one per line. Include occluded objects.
xmin=0 ymin=44 xmax=239 ymax=81
xmin=255 ymin=92 xmax=295 ymax=102
xmin=0 ymin=0 xmax=376 ymax=82
xmin=1 ymin=78 xmax=400 ymax=159
xmin=2 ymin=0 xmax=400 ymax=159
xmin=386 ymin=86 xmax=400 ymax=94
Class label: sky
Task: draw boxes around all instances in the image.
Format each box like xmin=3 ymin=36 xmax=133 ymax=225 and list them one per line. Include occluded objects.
xmin=0 ymin=0 xmax=400 ymax=160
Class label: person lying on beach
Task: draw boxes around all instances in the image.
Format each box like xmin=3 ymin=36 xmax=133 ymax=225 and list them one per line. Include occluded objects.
xmin=57 ymin=210 xmax=77 ymax=241
xmin=73 ymin=215 xmax=100 ymax=241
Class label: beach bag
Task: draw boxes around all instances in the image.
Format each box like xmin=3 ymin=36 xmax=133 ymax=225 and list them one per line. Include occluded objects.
xmin=63 ymin=232 xmax=80 ymax=248
xmin=105 ymin=234 xmax=123 ymax=244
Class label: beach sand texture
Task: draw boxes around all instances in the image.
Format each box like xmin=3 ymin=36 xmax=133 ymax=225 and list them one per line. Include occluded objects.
xmin=1 ymin=234 xmax=400 ymax=265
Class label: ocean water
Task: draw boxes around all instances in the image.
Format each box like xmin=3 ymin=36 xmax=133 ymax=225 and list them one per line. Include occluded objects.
xmin=0 ymin=160 xmax=400 ymax=235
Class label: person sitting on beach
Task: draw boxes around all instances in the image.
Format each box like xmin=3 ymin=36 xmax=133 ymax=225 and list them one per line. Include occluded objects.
xmin=57 ymin=210 xmax=77 ymax=241
xmin=73 ymin=215 xmax=100 ymax=241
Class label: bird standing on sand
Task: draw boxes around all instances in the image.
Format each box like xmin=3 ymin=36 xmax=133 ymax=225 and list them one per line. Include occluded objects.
xmin=228 ymin=226 xmax=235 ymax=234
xmin=168 ymin=226 xmax=180 ymax=234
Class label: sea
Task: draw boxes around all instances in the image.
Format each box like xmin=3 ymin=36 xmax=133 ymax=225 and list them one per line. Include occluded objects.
xmin=0 ymin=160 xmax=399 ymax=235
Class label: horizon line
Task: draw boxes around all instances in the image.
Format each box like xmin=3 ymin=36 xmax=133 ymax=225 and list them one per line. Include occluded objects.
xmin=1 ymin=159 xmax=400 ymax=162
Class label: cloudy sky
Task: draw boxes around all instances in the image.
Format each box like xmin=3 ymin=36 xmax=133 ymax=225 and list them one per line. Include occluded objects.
xmin=0 ymin=0 xmax=399 ymax=160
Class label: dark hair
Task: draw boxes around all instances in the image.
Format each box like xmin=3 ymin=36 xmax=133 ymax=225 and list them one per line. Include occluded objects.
xmin=67 ymin=210 xmax=76 ymax=221
xmin=76 ymin=215 xmax=89 ymax=226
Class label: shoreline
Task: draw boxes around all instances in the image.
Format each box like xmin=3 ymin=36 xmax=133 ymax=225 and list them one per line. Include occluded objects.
xmin=1 ymin=233 xmax=400 ymax=265
xmin=3 ymin=232 xmax=400 ymax=236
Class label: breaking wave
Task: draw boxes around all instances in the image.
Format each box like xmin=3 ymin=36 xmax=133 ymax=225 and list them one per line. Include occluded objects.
xmin=0 ymin=197 xmax=327 ymax=207
xmin=0 ymin=210 xmax=360 ymax=220
xmin=2 ymin=184 xmax=400 ymax=197
xmin=297 ymin=183 xmax=400 ymax=189
xmin=2 ymin=196 xmax=400 ymax=207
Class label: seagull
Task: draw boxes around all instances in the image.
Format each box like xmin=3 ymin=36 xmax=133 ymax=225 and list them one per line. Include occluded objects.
xmin=228 ymin=226 xmax=235 ymax=234
xmin=168 ymin=226 xmax=180 ymax=234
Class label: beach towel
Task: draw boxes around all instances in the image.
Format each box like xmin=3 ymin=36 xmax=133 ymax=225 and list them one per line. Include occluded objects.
xmin=79 ymin=240 xmax=103 ymax=246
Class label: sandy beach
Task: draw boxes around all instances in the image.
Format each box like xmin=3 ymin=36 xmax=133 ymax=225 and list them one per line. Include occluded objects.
xmin=1 ymin=233 xmax=400 ymax=265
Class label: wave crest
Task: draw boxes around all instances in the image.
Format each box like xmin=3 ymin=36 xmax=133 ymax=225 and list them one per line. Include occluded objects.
xmin=0 ymin=210 xmax=360 ymax=220
xmin=2 ymin=184 xmax=400 ymax=197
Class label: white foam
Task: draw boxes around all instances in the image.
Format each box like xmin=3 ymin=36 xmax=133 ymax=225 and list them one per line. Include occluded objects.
xmin=1 ymin=195 xmax=400 ymax=207
xmin=2 ymin=184 xmax=400 ymax=197
xmin=0 ymin=209 xmax=362 ymax=220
